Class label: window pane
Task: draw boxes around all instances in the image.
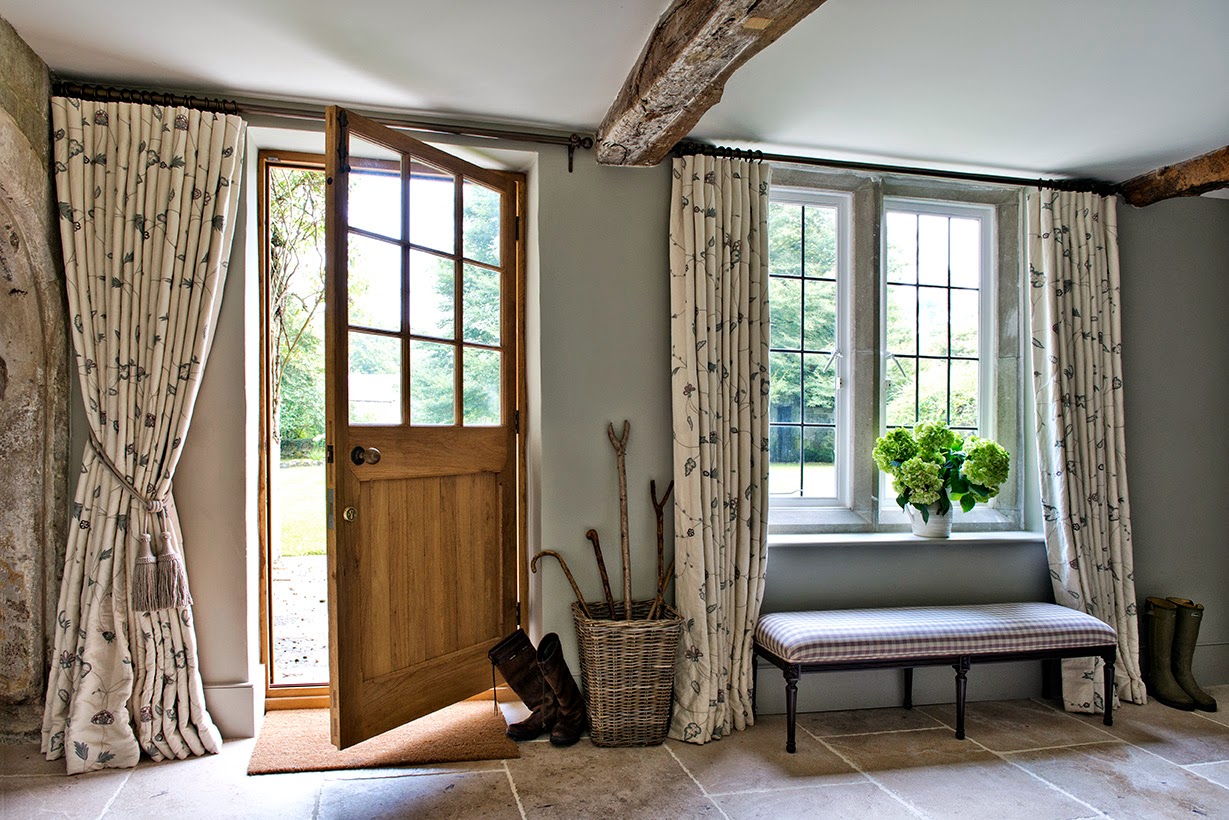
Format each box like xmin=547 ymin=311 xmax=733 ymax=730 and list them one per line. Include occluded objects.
xmin=803 ymin=206 xmax=837 ymax=279
xmin=769 ymin=352 xmax=801 ymax=424
xmin=769 ymin=425 xmax=801 ymax=495
xmin=917 ymin=214 xmax=949 ymax=285
xmin=917 ymin=358 xmax=948 ymax=424
xmin=803 ymin=427 xmax=836 ymax=498
xmin=463 ymin=264 xmax=501 ymax=346
xmin=886 ymin=211 xmax=917 ymax=284
xmin=463 ymin=180 xmax=501 ymax=266
xmin=347 ymin=135 xmax=400 ymax=240
xmin=951 ymin=289 xmax=979 ymax=358
xmin=769 ymin=202 xmax=802 ymax=278
xmin=885 ymin=356 xmax=917 ymax=428
xmin=409 ymin=250 xmax=454 ymax=340
xmin=803 ymin=280 xmax=836 ymax=352
xmin=349 ymin=332 xmax=401 ymax=425
xmin=918 ymin=287 xmax=948 ymax=356
xmin=348 ymin=233 xmax=401 ymax=332
xmin=410 ymin=340 xmax=455 ymax=425
xmin=463 ymin=347 xmax=501 ymax=426
xmin=950 ymin=217 xmax=981 ymax=289
xmin=950 ymin=359 xmax=979 ymax=429
xmin=769 ymin=277 xmax=801 ymax=350
xmin=802 ymin=353 xmax=835 ymax=424
xmin=410 ymin=162 xmax=455 ymax=254
xmin=886 ymin=284 xmax=916 ymax=355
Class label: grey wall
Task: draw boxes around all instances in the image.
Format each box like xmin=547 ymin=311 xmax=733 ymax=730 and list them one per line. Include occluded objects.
xmin=1118 ymin=195 xmax=1229 ymax=687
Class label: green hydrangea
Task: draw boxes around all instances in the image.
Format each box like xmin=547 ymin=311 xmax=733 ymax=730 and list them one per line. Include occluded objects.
xmin=872 ymin=428 xmax=918 ymax=474
xmin=914 ymin=421 xmax=962 ymax=458
xmin=894 ymin=456 xmax=943 ymax=505
xmin=962 ymin=437 xmax=1010 ymax=493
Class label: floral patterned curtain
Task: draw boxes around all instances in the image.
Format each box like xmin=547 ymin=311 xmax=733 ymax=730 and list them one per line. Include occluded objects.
xmin=42 ymin=98 xmax=245 ymax=773
xmin=668 ymin=155 xmax=771 ymax=744
xmin=1026 ymin=189 xmax=1146 ymax=712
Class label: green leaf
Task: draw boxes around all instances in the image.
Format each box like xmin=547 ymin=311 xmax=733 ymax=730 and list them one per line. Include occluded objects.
xmin=896 ymin=492 xmax=908 ymax=511
xmin=960 ymin=494 xmax=977 ymax=513
xmin=936 ymin=493 xmax=951 ymax=516
xmin=916 ymin=503 xmax=930 ymax=523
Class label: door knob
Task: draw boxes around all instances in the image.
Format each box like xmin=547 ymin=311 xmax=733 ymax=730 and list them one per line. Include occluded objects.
xmin=350 ymin=446 xmax=382 ymax=465
xmin=342 ymin=506 xmax=357 ymax=522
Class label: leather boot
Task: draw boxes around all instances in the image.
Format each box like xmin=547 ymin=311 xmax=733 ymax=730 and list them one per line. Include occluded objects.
xmin=1144 ymin=598 xmax=1196 ymax=710
xmin=537 ymin=633 xmax=587 ymax=747
xmin=1167 ymin=598 xmax=1218 ymax=712
xmin=488 ymin=629 xmax=557 ymax=741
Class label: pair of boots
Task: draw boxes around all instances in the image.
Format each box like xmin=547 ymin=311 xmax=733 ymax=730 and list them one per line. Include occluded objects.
xmin=488 ymin=630 xmax=587 ymax=746
xmin=1145 ymin=597 xmax=1217 ymax=712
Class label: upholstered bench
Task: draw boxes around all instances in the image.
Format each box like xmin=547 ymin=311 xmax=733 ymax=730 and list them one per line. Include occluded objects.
xmin=753 ymin=602 xmax=1117 ymax=752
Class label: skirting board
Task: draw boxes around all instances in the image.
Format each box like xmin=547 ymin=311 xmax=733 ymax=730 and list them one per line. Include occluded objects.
xmin=204 ymin=681 xmax=266 ymax=739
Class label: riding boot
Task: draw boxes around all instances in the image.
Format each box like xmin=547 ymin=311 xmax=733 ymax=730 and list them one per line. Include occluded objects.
xmin=488 ymin=629 xmax=557 ymax=741
xmin=1144 ymin=597 xmax=1196 ymax=710
xmin=537 ymin=632 xmax=587 ymax=747
xmin=1167 ymin=598 xmax=1218 ymax=712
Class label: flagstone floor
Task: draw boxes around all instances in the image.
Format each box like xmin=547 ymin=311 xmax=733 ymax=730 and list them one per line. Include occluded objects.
xmin=4 ymin=686 xmax=1228 ymax=819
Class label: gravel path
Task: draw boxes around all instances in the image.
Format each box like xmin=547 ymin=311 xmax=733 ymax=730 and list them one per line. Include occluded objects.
xmin=271 ymin=554 xmax=329 ymax=685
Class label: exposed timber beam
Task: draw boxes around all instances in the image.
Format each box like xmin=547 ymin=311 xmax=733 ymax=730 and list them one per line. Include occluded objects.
xmin=595 ymin=0 xmax=831 ymax=166
xmin=1119 ymin=145 xmax=1229 ymax=207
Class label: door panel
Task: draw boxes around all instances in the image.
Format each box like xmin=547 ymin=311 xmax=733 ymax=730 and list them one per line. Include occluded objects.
xmin=325 ymin=106 xmax=521 ymax=749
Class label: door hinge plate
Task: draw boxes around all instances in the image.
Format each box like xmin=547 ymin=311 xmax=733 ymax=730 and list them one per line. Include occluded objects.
xmin=514 ymin=410 xmax=520 ymax=435
xmin=326 ymin=444 xmax=334 ymax=463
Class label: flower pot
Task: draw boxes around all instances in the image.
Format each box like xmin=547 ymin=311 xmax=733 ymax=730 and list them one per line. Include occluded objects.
xmin=907 ymin=503 xmax=952 ymax=538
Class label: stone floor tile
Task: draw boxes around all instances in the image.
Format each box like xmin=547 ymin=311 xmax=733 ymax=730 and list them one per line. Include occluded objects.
xmin=0 ymin=767 xmax=129 ymax=820
xmin=714 ymin=781 xmax=917 ymax=819
xmin=102 ymin=739 xmax=322 ymax=820
xmin=916 ymin=698 xmax=1111 ymax=752
xmin=796 ymin=706 xmax=945 ymax=738
xmin=666 ymin=715 xmax=862 ymax=795
xmin=1070 ymin=697 xmax=1229 ymax=765
xmin=0 ymin=742 xmax=76 ymax=777
xmin=321 ymin=758 xmax=507 ymax=780
xmin=1194 ymin=685 xmax=1229 ymax=728
xmin=825 ymin=729 xmax=1094 ymax=819
xmin=1188 ymin=760 xmax=1229 ymax=790
xmin=318 ymin=769 xmax=519 ymax=819
xmin=1011 ymin=740 xmax=1229 ymax=819
xmin=507 ymin=740 xmax=721 ymax=819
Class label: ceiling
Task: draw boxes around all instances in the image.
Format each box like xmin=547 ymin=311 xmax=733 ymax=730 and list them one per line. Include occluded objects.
xmin=4 ymin=0 xmax=1227 ymax=183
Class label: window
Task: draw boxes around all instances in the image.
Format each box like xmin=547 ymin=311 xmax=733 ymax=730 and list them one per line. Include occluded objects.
xmin=766 ymin=172 xmax=1022 ymax=533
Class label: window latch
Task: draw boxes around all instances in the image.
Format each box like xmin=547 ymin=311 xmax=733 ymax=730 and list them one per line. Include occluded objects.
xmin=821 ymin=349 xmax=842 ymax=374
xmin=886 ymin=352 xmax=908 ymax=379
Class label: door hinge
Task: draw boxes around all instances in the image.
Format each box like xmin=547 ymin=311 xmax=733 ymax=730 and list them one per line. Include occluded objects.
xmin=515 ymin=214 xmax=522 ymax=242
xmin=514 ymin=410 xmax=520 ymax=435
xmin=326 ymin=444 xmax=334 ymax=464
xmin=515 ymin=601 xmax=522 ymax=627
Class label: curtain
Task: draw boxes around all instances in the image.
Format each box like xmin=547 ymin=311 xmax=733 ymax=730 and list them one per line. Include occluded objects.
xmin=668 ymin=155 xmax=772 ymax=743
xmin=1026 ymin=189 xmax=1146 ymax=712
xmin=42 ymin=98 xmax=245 ymax=773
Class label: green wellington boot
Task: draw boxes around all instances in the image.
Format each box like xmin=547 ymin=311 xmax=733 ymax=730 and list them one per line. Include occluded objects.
xmin=1167 ymin=598 xmax=1218 ymax=712
xmin=1144 ymin=598 xmax=1196 ymax=710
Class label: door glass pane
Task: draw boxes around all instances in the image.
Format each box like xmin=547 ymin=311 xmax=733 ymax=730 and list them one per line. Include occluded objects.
xmin=347 ymin=233 xmax=401 ymax=332
xmin=410 ymin=161 xmax=455 ymax=254
xmin=463 ymin=264 xmax=501 ymax=346
xmin=410 ymin=250 xmax=454 ymax=340
xmin=769 ymin=351 xmax=801 ymax=424
xmin=769 ymin=425 xmax=801 ymax=495
xmin=768 ymin=202 xmax=802 ymax=278
xmin=918 ymin=214 xmax=949 ymax=285
xmin=463 ymin=347 xmax=501 ymax=426
xmin=886 ymin=211 xmax=917 ymax=284
xmin=410 ymin=340 xmax=455 ymax=425
xmin=803 ymin=427 xmax=836 ymax=497
xmin=803 ymin=206 xmax=837 ymax=279
xmin=803 ymin=280 xmax=836 ymax=352
xmin=349 ymin=332 xmax=401 ymax=425
xmin=347 ymin=166 xmax=401 ymax=240
xmin=802 ymin=353 xmax=835 ymax=425
xmin=463 ymin=181 xmax=501 ymax=266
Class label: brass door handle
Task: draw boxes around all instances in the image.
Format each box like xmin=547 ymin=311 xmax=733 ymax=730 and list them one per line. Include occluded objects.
xmin=350 ymin=446 xmax=382 ymax=465
xmin=342 ymin=506 xmax=357 ymax=522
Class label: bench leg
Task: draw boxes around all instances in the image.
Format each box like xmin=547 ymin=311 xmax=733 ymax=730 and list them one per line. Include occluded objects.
xmin=903 ymin=667 xmax=914 ymax=710
xmin=1103 ymin=653 xmax=1116 ymax=727
xmin=784 ymin=665 xmax=800 ymax=754
xmin=953 ymin=657 xmax=971 ymax=740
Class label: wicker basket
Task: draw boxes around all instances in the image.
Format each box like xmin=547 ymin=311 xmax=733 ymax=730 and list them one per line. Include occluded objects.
xmin=571 ymin=599 xmax=684 ymax=747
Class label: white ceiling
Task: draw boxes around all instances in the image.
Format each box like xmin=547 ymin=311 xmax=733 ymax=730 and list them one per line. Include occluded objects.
xmin=4 ymin=0 xmax=1227 ymax=183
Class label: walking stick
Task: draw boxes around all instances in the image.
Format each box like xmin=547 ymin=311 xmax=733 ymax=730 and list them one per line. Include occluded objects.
xmin=650 ymin=479 xmax=673 ymax=589
xmin=585 ymin=529 xmax=616 ymax=612
xmin=607 ymin=420 xmax=633 ymax=619
xmin=530 ymin=550 xmax=591 ymax=618
xmin=647 ymin=560 xmax=675 ymax=621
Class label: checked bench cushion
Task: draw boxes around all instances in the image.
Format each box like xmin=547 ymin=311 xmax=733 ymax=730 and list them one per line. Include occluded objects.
xmin=756 ymin=602 xmax=1117 ymax=664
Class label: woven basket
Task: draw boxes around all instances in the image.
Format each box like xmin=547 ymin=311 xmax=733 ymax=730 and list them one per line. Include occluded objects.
xmin=571 ymin=599 xmax=684 ymax=747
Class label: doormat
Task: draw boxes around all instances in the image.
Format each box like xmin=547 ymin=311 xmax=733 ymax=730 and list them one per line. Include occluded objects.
xmin=247 ymin=696 xmax=519 ymax=775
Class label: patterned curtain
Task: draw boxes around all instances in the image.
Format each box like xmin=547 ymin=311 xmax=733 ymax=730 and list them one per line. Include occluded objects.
xmin=668 ymin=155 xmax=771 ymax=744
xmin=1026 ymin=189 xmax=1146 ymax=712
xmin=42 ymin=98 xmax=245 ymax=773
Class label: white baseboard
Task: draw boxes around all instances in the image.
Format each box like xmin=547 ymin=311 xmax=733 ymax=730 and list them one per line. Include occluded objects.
xmin=204 ymin=681 xmax=266 ymax=739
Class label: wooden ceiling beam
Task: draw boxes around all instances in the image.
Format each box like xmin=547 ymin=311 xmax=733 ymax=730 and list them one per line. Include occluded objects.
xmin=1119 ymin=145 xmax=1229 ymax=207
xmin=595 ymin=0 xmax=831 ymax=167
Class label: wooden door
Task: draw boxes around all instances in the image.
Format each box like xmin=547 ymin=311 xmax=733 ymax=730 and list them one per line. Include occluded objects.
xmin=324 ymin=107 xmax=522 ymax=748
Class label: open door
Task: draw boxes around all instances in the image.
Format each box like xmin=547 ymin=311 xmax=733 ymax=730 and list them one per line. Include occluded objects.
xmin=324 ymin=107 xmax=522 ymax=748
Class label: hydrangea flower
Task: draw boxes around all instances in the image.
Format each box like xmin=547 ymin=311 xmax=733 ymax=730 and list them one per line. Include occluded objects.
xmin=872 ymin=428 xmax=917 ymax=474
xmin=894 ymin=456 xmax=943 ymax=505
xmin=962 ymin=436 xmax=1010 ymax=492
xmin=914 ymin=421 xmax=962 ymax=458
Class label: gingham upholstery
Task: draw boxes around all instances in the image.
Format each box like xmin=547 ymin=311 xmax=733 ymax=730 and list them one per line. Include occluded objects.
xmin=756 ymin=603 xmax=1116 ymax=664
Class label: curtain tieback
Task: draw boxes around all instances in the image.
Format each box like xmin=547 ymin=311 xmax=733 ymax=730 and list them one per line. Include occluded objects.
xmin=87 ymin=432 xmax=193 ymax=612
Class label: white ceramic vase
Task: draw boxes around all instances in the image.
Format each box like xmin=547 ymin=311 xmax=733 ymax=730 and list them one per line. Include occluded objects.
xmin=907 ymin=503 xmax=953 ymax=538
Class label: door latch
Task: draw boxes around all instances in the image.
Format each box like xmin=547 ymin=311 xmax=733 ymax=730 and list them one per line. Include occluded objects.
xmin=350 ymin=445 xmax=382 ymax=465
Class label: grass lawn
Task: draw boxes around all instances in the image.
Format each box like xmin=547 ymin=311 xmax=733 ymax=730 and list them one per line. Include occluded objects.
xmin=277 ymin=463 xmax=327 ymax=557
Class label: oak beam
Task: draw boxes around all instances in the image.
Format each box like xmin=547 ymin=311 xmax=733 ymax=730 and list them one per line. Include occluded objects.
xmin=595 ymin=0 xmax=831 ymax=167
xmin=1119 ymin=145 xmax=1229 ymax=207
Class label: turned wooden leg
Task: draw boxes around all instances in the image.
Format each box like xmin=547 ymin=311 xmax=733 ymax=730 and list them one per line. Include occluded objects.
xmin=903 ymin=667 xmax=914 ymax=710
xmin=953 ymin=657 xmax=971 ymax=740
xmin=785 ymin=665 xmax=800 ymax=754
xmin=1103 ymin=651 xmax=1116 ymax=727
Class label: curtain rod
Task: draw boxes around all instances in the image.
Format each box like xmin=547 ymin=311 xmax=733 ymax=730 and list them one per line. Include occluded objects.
xmin=673 ymin=140 xmax=1119 ymax=196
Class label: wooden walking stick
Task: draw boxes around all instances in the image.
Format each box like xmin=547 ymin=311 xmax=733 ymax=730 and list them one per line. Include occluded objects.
xmin=650 ymin=479 xmax=674 ymax=589
xmin=647 ymin=560 xmax=676 ymax=621
xmin=530 ymin=550 xmax=591 ymax=618
xmin=607 ymin=420 xmax=632 ymax=619
xmin=585 ymin=528 xmax=616 ymax=612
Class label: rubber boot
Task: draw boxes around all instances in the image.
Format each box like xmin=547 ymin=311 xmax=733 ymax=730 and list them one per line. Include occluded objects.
xmin=1167 ymin=598 xmax=1218 ymax=712
xmin=488 ymin=629 xmax=557 ymax=741
xmin=537 ymin=633 xmax=587 ymax=747
xmin=1144 ymin=598 xmax=1196 ymax=710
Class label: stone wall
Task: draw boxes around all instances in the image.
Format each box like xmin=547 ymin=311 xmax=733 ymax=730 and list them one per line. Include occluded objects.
xmin=0 ymin=15 xmax=68 ymax=742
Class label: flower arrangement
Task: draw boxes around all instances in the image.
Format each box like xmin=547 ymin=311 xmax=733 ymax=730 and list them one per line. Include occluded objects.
xmin=872 ymin=421 xmax=1010 ymax=522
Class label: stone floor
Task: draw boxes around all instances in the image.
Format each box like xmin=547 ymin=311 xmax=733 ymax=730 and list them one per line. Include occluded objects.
xmin=3 ymin=685 xmax=1228 ymax=819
